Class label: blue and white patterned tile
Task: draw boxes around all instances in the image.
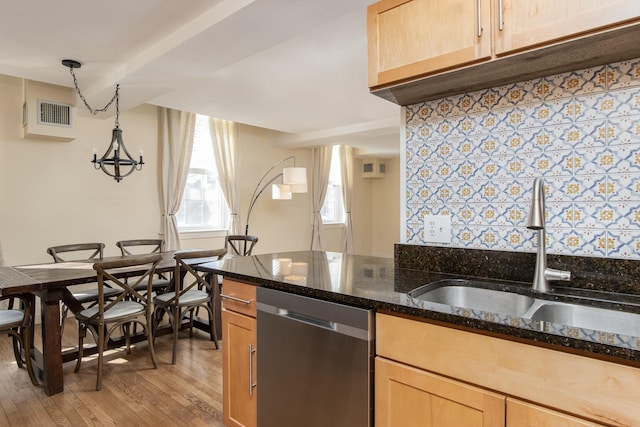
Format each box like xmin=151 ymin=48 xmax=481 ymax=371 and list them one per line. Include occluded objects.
xmin=609 ymin=87 xmax=640 ymax=117
xmin=486 ymin=203 xmax=513 ymax=227
xmin=543 ymin=175 xmax=570 ymax=202
xmin=466 ymin=203 xmax=489 ymax=227
xmin=570 ymin=174 xmax=607 ymax=202
xmin=483 ymin=132 xmax=514 ymax=156
xmin=505 ymin=180 xmax=529 ymax=203
xmin=403 ymin=57 xmax=640 ymax=260
xmin=607 ymin=144 xmax=640 ymax=174
xmin=522 ymin=99 xmax=573 ymax=128
xmin=505 ymin=228 xmax=531 ymax=250
xmin=555 ymin=66 xmax=608 ymax=97
xmin=608 ymin=58 xmax=640 ymax=90
xmin=497 ymin=107 xmax=528 ymax=132
xmin=475 ymin=226 xmax=504 ymax=250
xmin=572 ymin=147 xmax=608 ymax=176
xmin=565 ymin=121 xmax=606 ymax=150
xmin=530 ymin=79 xmax=556 ymax=101
xmin=607 ymin=115 xmax=640 ymax=146
xmin=610 ymin=202 xmax=640 ymax=230
xmin=505 ymin=204 xmax=526 ymax=226
xmin=606 ymin=230 xmax=639 ymax=258
xmin=607 ymin=173 xmax=640 ymax=201
xmin=573 ymin=202 xmax=615 ymax=230
xmin=547 ymin=201 xmax=574 ymax=229
xmin=575 ymin=92 xmax=620 ymax=121
xmin=452 ymin=94 xmax=479 ymax=115
xmin=520 ymin=151 xmax=564 ymax=178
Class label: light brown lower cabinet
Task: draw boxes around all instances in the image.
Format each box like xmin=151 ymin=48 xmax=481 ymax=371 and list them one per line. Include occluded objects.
xmin=375 ymin=357 xmax=505 ymax=426
xmin=375 ymin=313 xmax=635 ymax=426
xmin=376 ymin=356 xmax=606 ymax=427
xmin=222 ymin=279 xmax=257 ymax=427
xmin=506 ymin=399 xmax=603 ymax=427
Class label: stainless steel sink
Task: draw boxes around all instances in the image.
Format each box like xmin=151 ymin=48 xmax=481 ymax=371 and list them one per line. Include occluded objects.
xmin=409 ymin=279 xmax=640 ymax=338
xmin=409 ymin=279 xmax=535 ymax=317
xmin=529 ymin=302 xmax=640 ymax=337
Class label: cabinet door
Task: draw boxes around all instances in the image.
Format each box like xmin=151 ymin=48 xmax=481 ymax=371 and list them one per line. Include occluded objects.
xmin=368 ymin=0 xmax=491 ymax=88
xmin=222 ymin=308 xmax=257 ymax=427
xmin=495 ymin=0 xmax=640 ymax=55
xmin=376 ymin=357 xmax=505 ymax=427
xmin=507 ymin=399 xmax=605 ymax=427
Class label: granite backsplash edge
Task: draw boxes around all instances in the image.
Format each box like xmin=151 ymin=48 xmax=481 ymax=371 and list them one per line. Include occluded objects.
xmin=394 ymin=244 xmax=640 ymax=295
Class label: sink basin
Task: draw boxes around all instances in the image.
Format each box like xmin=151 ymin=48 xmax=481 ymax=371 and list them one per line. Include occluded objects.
xmin=409 ymin=279 xmax=640 ymax=339
xmin=409 ymin=280 xmax=535 ymax=317
xmin=529 ymin=302 xmax=640 ymax=337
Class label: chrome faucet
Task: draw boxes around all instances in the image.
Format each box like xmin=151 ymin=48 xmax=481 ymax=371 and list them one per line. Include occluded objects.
xmin=526 ymin=177 xmax=571 ymax=292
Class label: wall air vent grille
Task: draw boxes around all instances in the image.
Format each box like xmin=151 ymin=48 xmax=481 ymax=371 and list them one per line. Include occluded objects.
xmin=362 ymin=158 xmax=385 ymax=178
xmin=37 ymin=100 xmax=72 ymax=127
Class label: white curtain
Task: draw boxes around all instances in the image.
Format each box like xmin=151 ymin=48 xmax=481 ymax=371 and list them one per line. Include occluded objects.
xmin=209 ymin=118 xmax=240 ymax=235
xmin=339 ymin=145 xmax=354 ymax=254
xmin=310 ymin=146 xmax=332 ymax=250
xmin=158 ymin=107 xmax=196 ymax=251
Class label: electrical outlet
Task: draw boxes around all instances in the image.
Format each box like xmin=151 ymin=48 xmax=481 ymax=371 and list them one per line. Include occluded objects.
xmin=423 ymin=214 xmax=451 ymax=243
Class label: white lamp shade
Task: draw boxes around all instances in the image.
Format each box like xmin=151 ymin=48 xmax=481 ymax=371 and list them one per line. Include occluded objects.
xmin=272 ymin=183 xmax=292 ymax=200
xmin=283 ymin=167 xmax=307 ymax=193
xmin=290 ymin=182 xmax=308 ymax=193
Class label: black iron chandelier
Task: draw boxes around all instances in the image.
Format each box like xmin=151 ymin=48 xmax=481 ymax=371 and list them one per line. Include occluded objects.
xmin=62 ymin=59 xmax=143 ymax=182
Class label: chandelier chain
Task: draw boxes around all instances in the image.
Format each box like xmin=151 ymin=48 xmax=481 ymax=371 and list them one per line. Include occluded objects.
xmin=68 ymin=67 xmax=119 ymax=121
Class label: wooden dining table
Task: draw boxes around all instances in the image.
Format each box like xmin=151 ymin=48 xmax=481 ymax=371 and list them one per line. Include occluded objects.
xmin=0 ymin=250 xmax=221 ymax=396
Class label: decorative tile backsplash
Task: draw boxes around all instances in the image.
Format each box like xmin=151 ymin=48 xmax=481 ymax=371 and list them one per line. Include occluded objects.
xmin=404 ymin=58 xmax=640 ymax=259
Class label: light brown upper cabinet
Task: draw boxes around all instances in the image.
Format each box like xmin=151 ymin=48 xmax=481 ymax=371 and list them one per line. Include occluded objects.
xmin=368 ymin=0 xmax=491 ymax=88
xmin=495 ymin=0 xmax=640 ymax=55
xmin=368 ymin=0 xmax=640 ymax=105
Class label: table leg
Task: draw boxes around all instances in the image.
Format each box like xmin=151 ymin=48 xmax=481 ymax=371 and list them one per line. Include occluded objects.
xmin=39 ymin=289 xmax=64 ymax=395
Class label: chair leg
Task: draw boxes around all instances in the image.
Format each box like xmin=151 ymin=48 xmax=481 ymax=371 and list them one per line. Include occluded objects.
xmin=96 ymin=324 xmax=105 ymax=391
xmin=145 ymin=314 xmax=159 ymax=369
xmin=124 ymin=322 xmax=131 ymax=354
xmin=11 ymin=333 xmax=24 ymax=368
xmin=21 ymin=323 xmax=38 ymax=386
xmin=60 ymin=303 xmax=68 ymax=336
xmin=188 ymin=309 xmax=195 ymax=338
xmin=171 ymin=306 xmax=180 ymax=365
xmin=207 ymin=305 xmax=219 ymax=350
xmin=74 ymin=323 xmax=86 ymax=373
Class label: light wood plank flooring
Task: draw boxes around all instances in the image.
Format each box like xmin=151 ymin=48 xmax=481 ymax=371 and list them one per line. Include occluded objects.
xmin=0 ymin=318 xmax=225 ymax=426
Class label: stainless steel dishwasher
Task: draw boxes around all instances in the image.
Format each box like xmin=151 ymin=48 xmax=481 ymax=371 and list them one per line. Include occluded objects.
xmin=256 ymin=287 xmax=373 ymax=427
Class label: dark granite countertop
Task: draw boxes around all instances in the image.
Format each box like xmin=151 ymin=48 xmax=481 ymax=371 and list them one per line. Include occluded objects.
xmin=198 ymin=250 xmax=640 ymax=364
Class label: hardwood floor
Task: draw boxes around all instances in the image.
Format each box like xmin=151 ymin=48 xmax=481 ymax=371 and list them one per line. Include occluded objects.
xmin=0 ymin=319 xmax=225 ymax=426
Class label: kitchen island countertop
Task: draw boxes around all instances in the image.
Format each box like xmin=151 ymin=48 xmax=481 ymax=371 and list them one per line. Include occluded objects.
xmin=197 ymin=250 xmax=640 ymax=363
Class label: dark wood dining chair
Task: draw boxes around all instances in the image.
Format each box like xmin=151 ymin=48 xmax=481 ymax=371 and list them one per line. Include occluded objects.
xmin=74 ymin=254 xmax=162 ymax=391
xmin=0 ymin=294 xmax=38 ymax=386
xmin=46 ymin=243 xmax=121 ymax=334
xmin=152 ymin=249 xmax=226 ymax=364
xmin=225 ymin=235 xmax=258 ymax=256
xmin=115 ymin=239 xmax=171 ymax=296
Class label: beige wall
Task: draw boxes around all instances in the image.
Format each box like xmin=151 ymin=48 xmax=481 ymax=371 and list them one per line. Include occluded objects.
xmin=0 ymin=74 xmax=400 ymax=264
xmin=322 ymin=157 xmax=400 ymax=258
xmin=1 ymin=74 xmax=162 ymax=265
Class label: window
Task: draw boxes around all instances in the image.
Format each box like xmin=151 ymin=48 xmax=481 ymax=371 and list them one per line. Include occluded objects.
xmin=176 ymin=114 xmax=229 ymax=232
xmin=321 ymin=145 xmax=345 ymax=224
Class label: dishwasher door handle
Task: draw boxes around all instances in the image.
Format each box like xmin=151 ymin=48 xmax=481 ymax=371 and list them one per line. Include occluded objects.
xmin=257 ymin=301 xmax=370 ymax=341
xmin=280 ymin=309 xmax=336 ymax=332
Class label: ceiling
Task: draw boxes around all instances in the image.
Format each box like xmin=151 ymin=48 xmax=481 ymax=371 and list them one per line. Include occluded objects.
xmin=0 ymin=0 xmax=401 ymax=157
